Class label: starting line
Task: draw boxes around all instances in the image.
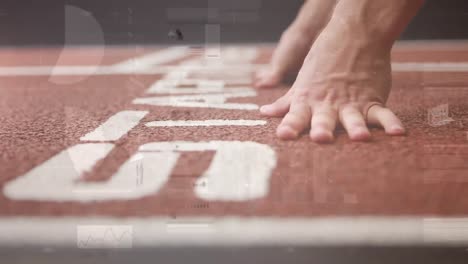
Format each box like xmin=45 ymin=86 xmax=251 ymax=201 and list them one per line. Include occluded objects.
xmin=0 ymin=62 xmax=468 ymax=77
xmin=1 ymin=44 xmax=468 ymax=77
xmin=1 ymin=216 xmax=468 ymax=247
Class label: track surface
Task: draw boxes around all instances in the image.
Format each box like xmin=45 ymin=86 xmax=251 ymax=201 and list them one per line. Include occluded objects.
xmin=1 ymin=42 xmax=468 ymax=249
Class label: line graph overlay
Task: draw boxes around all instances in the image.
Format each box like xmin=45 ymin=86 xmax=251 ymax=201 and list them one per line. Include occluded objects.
xmin=77 ymin=225 xmax=133 ymax=249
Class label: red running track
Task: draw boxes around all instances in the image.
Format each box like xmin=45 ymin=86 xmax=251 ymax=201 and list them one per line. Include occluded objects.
xmin=1 ymin=42 xmax=468 ymax=248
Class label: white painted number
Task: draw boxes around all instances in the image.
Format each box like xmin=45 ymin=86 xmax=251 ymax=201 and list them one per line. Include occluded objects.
xmin=4 ymin=141 xmax=276 ymax=202
xmin=2 ymin=47 xmax=277 ymax=203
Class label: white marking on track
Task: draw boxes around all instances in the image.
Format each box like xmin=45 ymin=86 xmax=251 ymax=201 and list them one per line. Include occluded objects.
xmin=0 ymin=52 xmax=189 ymax=76
xmin=392 ymin=62 xmax=468 ymax=72
xmin=3 ymin=144 xmax=178 ymax=202
xmin=0 ymin=64 xmax=263 ymax=76
xmin=166 ymin=222 xmax=215 ymax=234
xmin=222 ymin=47 xmax=258 ymax=62
xmin=140 ymin=141 xmax=277 ymax=201
xmin=0 ymin=46 xmax=261 ymax=77
xmin=148 ymin=79 xmax=229 ymax=91
xmin=3 ymin=143 xmax=115 ymax=201
xmin=165 ymin=69 xmax=189 ymax=80
xmin=3 ymin=216 xmax=468 ymax=247
xmin=0 ymin=47 xmax=192 ymax=76
xmin=3 ymin=141 xmax=276 ymax=202
xmin=72 ymin=151 xmax=179 ymax=201
xmin=80 ymin=111 xmax=148 ymax=141
xmin=111 ymin=46 xmax=190 ymax=72
xmin=197 ymin=80 xmax=225 ymax=88
xmin=0 ymin=66 xmax=117 ymax=76
xmin=145 ymin=119 xmax=266 ymax=127
xmin=147 ymin=84 xmax=255 ymax=94
xmin=132 ymin=92 xmax=258 ymax=110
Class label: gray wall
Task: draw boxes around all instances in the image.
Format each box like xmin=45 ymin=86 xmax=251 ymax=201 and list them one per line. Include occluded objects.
xmin=0 ymin=0 xmax=467 ymax=46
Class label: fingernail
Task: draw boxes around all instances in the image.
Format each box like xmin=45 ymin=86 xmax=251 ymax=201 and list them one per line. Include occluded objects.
xmin=352 ymin=129 xmax=371 ymax=141
xmin=310 ymin=130 xmax=334 ymax=143
xmin=390 ymin=126 xmax=405 ymax=134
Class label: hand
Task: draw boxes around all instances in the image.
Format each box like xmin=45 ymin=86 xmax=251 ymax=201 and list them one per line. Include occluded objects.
xmin=260 ymin=14 xmax=406 ymax=142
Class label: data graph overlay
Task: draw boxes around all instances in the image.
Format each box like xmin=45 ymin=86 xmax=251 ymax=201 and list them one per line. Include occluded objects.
xmin=77 ymin=225 xmax=133 ymax=249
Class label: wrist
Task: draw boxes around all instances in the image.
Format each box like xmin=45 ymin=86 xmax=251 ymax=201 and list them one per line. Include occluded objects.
xmin=328 ymin=0 xmax=424 ymax=48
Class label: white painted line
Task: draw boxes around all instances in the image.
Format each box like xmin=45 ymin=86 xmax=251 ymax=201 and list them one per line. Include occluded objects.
xmin=197 ymin=80 xmax=225 ymax=88
xmin=146 ymin=78 xmax=251 ymax=88
xmin=0 ymin=61 xmax=465 ymax=77
xmin=71 ymin=151 xmax=179 ymax=201
xmin=145 ymin=119 xmax=266 ymax=127
xmin=133 ymin=92 xmax=258 ymax=110
xmin=3 ymin=140 xmax=275 ymax=202
xmin=111 ymin=46 xmax=190 ymax=72
xmin=0 ymin=66 xmax=118 ymax=76
xmin=3 ymin=143 xmax=115 ymax=201
xmin=392 ymin=62 xmax=468 ymax=72
xmin=2 ymin=216 xmax=468 ymax=247
xmin=80 ymin=111 xmax=148 ymax=141
xmin=0 ymin=47 xmax=260 ymax=77
xmin=0 ymin=64 xmax=265 ymax=76
xmin=192 ymin=141 xmax=276 ymax=201
xmin=148 ymin=79 xmax=228 ymax=91
xmin=165 ymin=69 xmax=189 ymax=80
xmin=139 ymin=141 xmax=276 ymax=201
xmin=166 ymin=222 xmax=215 ymax=234
xmin=147 ymin=83 xmax=255 ymax=94
xmin=3 ymin=143 xmax=179 ymax=202
xmin=223 ymin=47 xmax=258 ymax=62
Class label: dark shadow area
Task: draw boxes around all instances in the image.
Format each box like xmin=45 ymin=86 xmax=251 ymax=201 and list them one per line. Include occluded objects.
xmin=2 ymin=246 xmax=468 ymax=264
xmin=0 ymin=0 xmax=467 ymax=46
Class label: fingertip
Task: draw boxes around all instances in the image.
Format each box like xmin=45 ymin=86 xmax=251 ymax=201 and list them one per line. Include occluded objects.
xmin=349 ymin=129 xmax=372 ymax=141
xmin=260 ymin=105 xmax=274 ymax=116
xmin=386 ymin=125 xmax=406 ymax=136
xmin=255 ymin=78 xmax=277 ymax=89
xmin=260 ymin=99 xmax=290 ymax=117
xmin=368 ymin=106 xmax=406 ymax=136
xmin=310 ymin=129 xmax=334 ymax=143
xmin=253 ymin=69 xmax=282 ymax=89
xmin=276 ymin=126 xmax=299 ymax=140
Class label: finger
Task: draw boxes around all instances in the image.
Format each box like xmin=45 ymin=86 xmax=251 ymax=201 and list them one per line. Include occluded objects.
xmin=339 ymin=106 xmax=371 ymax=141
xmin=310 ymin=106 xmax=337 ymax=143
xmin=367 ymin=105 xmax=406 ymax=135
xmin=254 ymin=68 xmax=283 ymax=89
xmin=276 ymin=102 xmax=311 ymax=140
xmin=260 ymin=92 xmax=291 ymax=117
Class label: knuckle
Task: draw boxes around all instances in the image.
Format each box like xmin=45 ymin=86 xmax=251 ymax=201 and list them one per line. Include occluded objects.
xmin=324 ymin=90 xmax=340 ymax=102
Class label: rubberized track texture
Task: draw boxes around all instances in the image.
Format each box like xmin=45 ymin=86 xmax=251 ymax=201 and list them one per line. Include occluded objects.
xmin=1 ymin=42 xmax=468 ymax=252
